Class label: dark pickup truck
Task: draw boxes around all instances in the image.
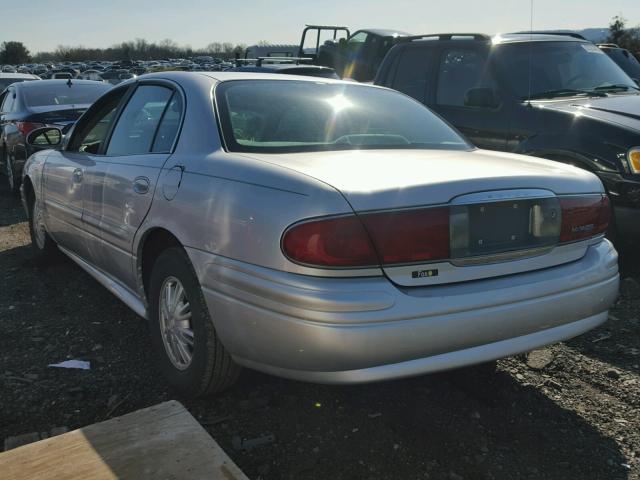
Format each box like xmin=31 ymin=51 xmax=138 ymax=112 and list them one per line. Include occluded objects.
xmin=375 ymin=33 xmax=640 ymax=241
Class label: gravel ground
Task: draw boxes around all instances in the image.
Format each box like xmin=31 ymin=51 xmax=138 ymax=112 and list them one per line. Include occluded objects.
xmin=1 ymin=181 xmax=639 ymax=480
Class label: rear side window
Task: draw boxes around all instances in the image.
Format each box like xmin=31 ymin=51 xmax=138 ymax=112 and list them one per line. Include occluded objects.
xmin=106 ymin=85 xmax=173 ymax=156
xmin=151 ymin=93 xmax=183 ymax=153
xmin=1 ymin=89 xmax=15 ymax=112
xmin=391 ymin=47 xmax=431 ymax=102
xmin=436 ymin=49 xmax=495 ymax=107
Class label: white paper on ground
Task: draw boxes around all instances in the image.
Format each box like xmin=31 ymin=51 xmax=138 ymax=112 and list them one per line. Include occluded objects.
xmin=48 ymin=360 xmax=91 ymax=370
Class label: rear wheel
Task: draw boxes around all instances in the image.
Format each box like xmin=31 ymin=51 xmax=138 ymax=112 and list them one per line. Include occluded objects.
xmin=148 ymin=247 xmax=241 ymax=397
xmin=28 ymin=195 xmax=59 ymax=262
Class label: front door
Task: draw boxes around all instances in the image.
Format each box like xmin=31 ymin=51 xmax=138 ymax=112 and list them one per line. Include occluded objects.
xmin=91 ymin=83 xmax=184 ymax=289
xmin=52 ymin=86 xmax=131 ymax=261
xmin=429 ymin=46 xmax=512 ymax=151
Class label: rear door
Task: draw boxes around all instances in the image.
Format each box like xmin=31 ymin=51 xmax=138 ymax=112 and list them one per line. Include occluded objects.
xmin=90 ymin=82 xmax=184 ymax=289
xmin=429 ymin=45 xmax=512 ymax=151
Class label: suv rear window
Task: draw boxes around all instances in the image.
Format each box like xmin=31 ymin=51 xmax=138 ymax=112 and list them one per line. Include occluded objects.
xmin=215 ymin=80 xmax=471 ymax=154
xmin=391 ymin=47 xmax=431 ymax=102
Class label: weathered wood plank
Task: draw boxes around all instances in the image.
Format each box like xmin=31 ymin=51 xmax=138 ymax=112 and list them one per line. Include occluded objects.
xmin=0 ymin=400 xmax=248 ymax=480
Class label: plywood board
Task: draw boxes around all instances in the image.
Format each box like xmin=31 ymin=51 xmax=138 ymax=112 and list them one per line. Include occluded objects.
xmin=0 ymin=400 xmax=248 ymax=480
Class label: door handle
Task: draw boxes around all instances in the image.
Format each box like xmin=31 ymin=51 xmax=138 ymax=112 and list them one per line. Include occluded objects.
xmin=133 ymin=176 xmax=150 ymax=194
xmin=72 ymin=168 xmax=83 ymax=183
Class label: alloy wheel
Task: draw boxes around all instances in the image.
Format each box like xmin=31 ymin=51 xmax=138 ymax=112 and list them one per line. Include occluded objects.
xmin=159 ymin=276 xmax=194 ymax=370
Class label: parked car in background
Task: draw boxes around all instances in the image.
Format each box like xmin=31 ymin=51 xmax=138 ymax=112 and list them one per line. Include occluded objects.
xmin=0 ymin=79 xmax=111 ymax=192
xmin=0 ymin=72 xmax=41 ymax=90
xmin=375 ymin=33 xmax=640 ymax=241
xmin=598 ymin=43 xmax=640 ymax=84
xmin=22 ymin=72 xmax=618 ymax=397
xmin=300 ymin=25 xmax=411 ymax=81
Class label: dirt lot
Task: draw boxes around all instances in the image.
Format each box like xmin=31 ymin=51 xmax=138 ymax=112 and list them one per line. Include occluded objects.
xmin=1 ymin=181 xmax=639 ymax=480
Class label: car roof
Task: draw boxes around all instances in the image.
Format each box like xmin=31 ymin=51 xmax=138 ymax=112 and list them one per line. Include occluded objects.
xmin=231 ymin=64 xmax=335 ymax=72
xmin=133 ymin=70 xmax=374 ymax=87
xmin=403 ymin=32 xmax=588 ymax=46
xmin=361 ymin=28 xmax=412 ymax=37
xmin=0 ymin=72 xmax=40 ymax=79
xmin=492 ymin=33 xmax=588 ymax=44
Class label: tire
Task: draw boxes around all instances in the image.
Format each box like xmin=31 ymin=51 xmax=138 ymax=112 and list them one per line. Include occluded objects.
xmin=148 ymin=247 xmax=241 ymax=397
xmin=28 ymin=194 xmax=59 ymax=262
xmin=5 ymin=152 xmax=20 ymax=195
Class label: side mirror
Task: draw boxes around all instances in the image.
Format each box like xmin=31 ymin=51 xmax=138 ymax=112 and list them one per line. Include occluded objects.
xmin=338 ymin=38 xmax=347 ymax=48
xmin=26 ymin=127 xmax=63 ymax=149
xmin=633 ymin=78 xmax=640 ymax=87
xmin=464 ymin=87 xmax=501 ymax=109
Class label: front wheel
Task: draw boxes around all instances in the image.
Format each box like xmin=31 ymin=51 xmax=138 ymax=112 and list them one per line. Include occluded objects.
xmin=148 ymin=247 xmax=241 ymax=397
xmin=28 ymin=197 xmax=58 ymax=262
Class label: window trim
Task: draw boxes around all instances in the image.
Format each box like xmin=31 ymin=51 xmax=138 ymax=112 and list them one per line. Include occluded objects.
xmin=102 ymin=79 xmax=186 ymax=157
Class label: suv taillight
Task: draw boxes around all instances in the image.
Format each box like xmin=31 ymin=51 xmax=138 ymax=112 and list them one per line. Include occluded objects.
xmin=282 ymin=207 xmax=450 ymax=268
xmin=559 ymin=195 xmax=610 ymax=243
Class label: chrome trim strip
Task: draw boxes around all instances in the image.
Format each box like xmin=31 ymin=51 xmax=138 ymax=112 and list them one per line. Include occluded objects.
xmin=450 ymin=188 xmax=556 ymax=205
xmin=450 ymin=245 xmax=555 ymax=266
xmin=59 ymin=246 xmax=147 ymax=319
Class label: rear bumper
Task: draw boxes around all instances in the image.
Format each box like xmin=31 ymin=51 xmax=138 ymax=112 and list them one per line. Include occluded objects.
xmin=188 ymin=240 xmax=619 ymax=384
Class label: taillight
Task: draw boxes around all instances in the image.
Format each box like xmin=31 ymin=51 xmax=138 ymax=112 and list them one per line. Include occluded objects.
xmin=559 ymin=195 xmax=610 ymax=243
xmin=282 ymin=207 xmax=450 ymax=268
xmin=282 ymin=215 xmax=378 ymax=267
xmin=359 ymin=207 xmax=450 ymax=264
xmin=16 ymin=122 xmax=44 ymax=136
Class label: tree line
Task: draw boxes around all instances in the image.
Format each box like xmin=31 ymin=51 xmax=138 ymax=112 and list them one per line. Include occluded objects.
xmin=0 ymin=38 xmax=247 ymax=64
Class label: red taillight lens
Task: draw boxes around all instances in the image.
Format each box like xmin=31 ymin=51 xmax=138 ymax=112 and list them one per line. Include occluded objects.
xmin=282 ymin=207 xmax=450 ymax=268
xmin=360 ymin=207 xmax=450 ymax=264
xmin=559 ymin=195 xmax=610 ymax=243
xmin=16 ymin=122 xmax=44 ymax=136
xmin=282 ymin=216 xmax=378 ymax=267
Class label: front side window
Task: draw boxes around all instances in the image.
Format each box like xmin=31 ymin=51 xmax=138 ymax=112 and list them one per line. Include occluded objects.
xmin=106 ymin=85 xmax=173 ymax=156
xmin=347 ymin=32 xmax=369 ymax=52
xmin=68 ymin=89 xmax=127 ymax=154
xmin=436 ymin=49 xmax=497 ymax=107
xmin=216 ymin=80 xmax=470 ymax=154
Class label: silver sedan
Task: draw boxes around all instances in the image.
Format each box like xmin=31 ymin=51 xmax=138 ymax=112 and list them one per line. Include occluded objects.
xmin=21 ymin=72 xmax=619 ymax=397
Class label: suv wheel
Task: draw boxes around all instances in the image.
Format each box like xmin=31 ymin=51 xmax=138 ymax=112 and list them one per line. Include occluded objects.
xmin=148 ymin=247 xmax=241 ymax=397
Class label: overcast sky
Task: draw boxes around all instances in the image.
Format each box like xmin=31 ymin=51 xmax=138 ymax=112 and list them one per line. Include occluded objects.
xmin=2 ymin=0 xmax=639 ymax=53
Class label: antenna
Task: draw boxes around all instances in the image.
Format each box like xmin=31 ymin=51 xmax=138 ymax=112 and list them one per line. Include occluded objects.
xmin=526 ymin=0 xmax=534 ymax=106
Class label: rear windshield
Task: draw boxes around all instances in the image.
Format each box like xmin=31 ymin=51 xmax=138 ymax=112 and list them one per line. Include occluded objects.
xmin=216 ymin=80 xmax=470 ymax=153
xmin=23 ymin=84 xmax=109 ymax=107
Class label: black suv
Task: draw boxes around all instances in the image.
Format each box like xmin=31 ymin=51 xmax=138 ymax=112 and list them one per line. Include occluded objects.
xmin=375 ymin=33 xmax=640 ymax=241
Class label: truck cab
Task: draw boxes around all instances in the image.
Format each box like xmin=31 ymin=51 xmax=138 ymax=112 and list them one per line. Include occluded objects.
xmin=299 ymin=25 xmax=410 ymax=82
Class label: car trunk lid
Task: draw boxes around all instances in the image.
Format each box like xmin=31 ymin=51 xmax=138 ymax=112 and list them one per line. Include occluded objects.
xmin=250 ymin=149 xmax=607 ymax=286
